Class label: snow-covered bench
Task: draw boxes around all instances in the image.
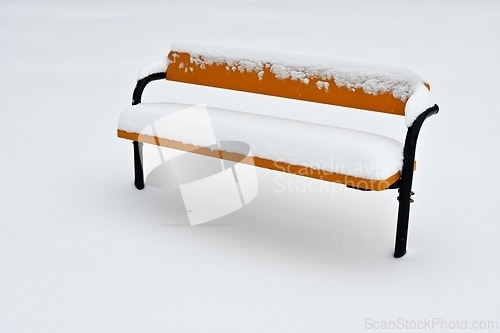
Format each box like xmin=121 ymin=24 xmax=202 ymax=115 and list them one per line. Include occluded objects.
xmin=117 ymin=41 xmax=438 ymax=257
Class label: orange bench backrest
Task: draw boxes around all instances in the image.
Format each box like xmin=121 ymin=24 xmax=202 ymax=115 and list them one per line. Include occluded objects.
xmin=165 ymin=42 xmax=430 ymax=116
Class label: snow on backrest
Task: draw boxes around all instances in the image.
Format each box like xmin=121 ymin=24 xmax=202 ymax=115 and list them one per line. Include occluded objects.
xmin=166 ymin=41 xmax=431 ymax=117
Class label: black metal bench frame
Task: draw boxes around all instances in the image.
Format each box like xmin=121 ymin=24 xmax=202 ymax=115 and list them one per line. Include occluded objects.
xmin=127 ymin=71 xmax=439 ymax=258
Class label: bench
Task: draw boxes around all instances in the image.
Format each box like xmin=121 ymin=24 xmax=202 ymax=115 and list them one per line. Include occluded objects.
xmin=117 ymin=41 xmax=439 ymax=258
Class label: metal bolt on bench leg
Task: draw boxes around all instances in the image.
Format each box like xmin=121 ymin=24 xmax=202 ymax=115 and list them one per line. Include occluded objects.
xmin=397 ymin=191 xmax=415 ymax=203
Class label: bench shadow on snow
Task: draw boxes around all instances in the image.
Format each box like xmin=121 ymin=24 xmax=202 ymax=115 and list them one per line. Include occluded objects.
xmin=129 ymin=167 xmax=401 ymax=269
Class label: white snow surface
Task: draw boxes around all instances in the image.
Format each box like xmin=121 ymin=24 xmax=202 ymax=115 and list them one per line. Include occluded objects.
xmin=171 ymin=41 xmax=429 ymax=103
xmin=137 ymin=57 xmax=168 ymax=80
xmin=2 ymin=1 xmax=500 ymax=332
xmin=119 ymin=103 xmax=404 ymax=180
xmin=405 ymin=83 xmax=436 ymax=126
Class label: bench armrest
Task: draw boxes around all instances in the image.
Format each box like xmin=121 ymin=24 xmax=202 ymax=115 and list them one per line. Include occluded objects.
xmin=132 ymin=57 xmax=168 ymax=105
xmin=405 ymin=84 xmax=436 ymax=127
xmin=137 ymin=57 xmax=168 ymax=81
xmin=132 ymin=72 xmax=165 ymax=105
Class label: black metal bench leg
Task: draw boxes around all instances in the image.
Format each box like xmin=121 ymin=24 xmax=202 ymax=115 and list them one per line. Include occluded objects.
xmin=133 ymin=141 xmax=144 ymax=190
xmin=394 ymin=188 xmax=414 ymax=258
xmin=129 ymin=73 xmax=167 ymax=190
xmin=393 ymin=105 xmax=440 ymax=258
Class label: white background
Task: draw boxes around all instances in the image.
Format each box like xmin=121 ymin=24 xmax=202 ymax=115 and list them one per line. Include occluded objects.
xmin=1 ymin=1 xmax=499 ymax=331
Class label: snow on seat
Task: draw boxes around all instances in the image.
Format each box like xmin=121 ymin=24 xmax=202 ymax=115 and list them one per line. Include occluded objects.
xmin=118 ymin=103 xmax=404 ymax=191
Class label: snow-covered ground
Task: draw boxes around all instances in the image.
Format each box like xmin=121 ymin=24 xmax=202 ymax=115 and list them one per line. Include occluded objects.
xmin=1 ymin=1 xmax=499 ymax=331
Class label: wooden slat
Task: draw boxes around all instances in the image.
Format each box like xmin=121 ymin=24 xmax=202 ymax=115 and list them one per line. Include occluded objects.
xmin=166 ymin=52 xmax=407 ymax=116
xmin=118 ymin=129 xmax=400 ymax=191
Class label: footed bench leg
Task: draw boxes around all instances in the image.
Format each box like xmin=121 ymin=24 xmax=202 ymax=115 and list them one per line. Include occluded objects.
xmin=133 ymin=141 xmax=144 ymax=190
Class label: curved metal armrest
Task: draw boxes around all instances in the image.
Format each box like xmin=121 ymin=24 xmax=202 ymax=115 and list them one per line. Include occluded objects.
xmin=396 ymin=104 xmax=439 ymax=191
xmin=132 ymin=72 xmax=166 ymax=105
xmin=408 ymin=104 xmax=439 ymax=137
xmin=404 ymin=104 xmax=439 ymax=168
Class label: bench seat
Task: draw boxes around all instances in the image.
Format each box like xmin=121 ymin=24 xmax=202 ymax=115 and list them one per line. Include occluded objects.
xmin=117 ymin=41 xmax=439 ymax=257
xmin=118 ymin=102 xmax=405 ymax=191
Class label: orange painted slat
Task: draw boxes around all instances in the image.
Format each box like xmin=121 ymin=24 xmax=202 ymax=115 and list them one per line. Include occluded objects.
xmin=166 ymin=52 xmax=407 ymax=115
xmin=118 ymin=129 xmax=400 ymax=191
